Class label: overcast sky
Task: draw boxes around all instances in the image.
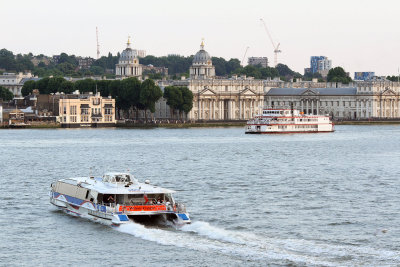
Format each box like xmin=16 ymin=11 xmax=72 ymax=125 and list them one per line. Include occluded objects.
xmin=2 ymin=0 xmax=400 ymax=76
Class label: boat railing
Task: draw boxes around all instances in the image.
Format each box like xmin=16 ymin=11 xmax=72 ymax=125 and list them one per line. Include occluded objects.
xmin=123 ymin=199 xmax=170 ymax=206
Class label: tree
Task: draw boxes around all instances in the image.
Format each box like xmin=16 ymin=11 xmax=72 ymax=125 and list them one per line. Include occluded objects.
xmin=327 ymin=67 xmax=352 ymax=84
xmin=47 ymin=77 xmax=66 ymax=94
xmin=56 ymin=62 xmax=76 ymax=75
xmin=108 ymin=80 xmax=122 ymax=118
xmin=35 ymin=77 xmax=50 ymax=94
xmin=119 ymin=77 xmax=141 ymax=118
xmin=386 ymin=75 xmax=399 ymax=82
xmin=74 ymin=78 xmax=96 ymax=93
xmin=226 ymin=59 xmax=241 ymax=74
xmin=139 ymin=79 xmax=163 ymax=119
xmin=90 ymin=66 xmax=104 ymax=76
xmin=21 ymin=80 xmax=36 ymax=96
xmin=96 ymin=80 xmax=111 ymax=97
xmin=59 ymin=80 xmax=75 ymax=94
xmin=0 ymin=49 xmax=17 ymax=71
xmin=163 ymin=86 xmax=183 ymax=118
xmin=180 ymin=87 xmax=193 ymax=119
xmin=0 ymin=86 xmax=13 ymax=101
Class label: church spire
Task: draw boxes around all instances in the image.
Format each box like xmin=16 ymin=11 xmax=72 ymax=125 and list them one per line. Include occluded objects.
xmin=127 ymin=36 xmax=132 ymax=48
xmin=200 ymin=38 xmax=205 ymax=50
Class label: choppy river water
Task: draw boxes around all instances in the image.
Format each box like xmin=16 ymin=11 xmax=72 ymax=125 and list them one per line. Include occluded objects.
xmin=0 ymin=126 xmax=399 ymax=266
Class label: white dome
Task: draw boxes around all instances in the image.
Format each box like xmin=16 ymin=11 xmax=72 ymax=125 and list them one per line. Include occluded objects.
xmin=120 ymin=48 xmax=137 ymax=62
xmin=192 ymin=42 xmax=212 ymax=65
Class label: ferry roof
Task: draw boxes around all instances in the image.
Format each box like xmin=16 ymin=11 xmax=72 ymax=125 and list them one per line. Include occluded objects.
xmin=60 ymin=176 xmax=176 ymax=194
xmin=267 ymin=87 xmax=357 ymax=96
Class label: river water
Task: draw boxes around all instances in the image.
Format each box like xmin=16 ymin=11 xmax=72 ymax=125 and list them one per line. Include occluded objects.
xmin=0 ymin=126 xmax=399 ymax=266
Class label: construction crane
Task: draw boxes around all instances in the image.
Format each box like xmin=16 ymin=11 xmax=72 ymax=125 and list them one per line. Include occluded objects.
xmin=241 ymin=46 xmax=249 ymax=66
xmin=96 ymin=26 xmax=100 ymax=59
xmin=260 ymin=18 xmax=281 ymax=67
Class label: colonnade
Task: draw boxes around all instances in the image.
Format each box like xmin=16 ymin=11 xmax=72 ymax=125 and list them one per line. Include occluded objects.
xmin=116 ymin=65 xmax=142 ymax=77
xmin=192 ymin=98 xmax=263 ymax=120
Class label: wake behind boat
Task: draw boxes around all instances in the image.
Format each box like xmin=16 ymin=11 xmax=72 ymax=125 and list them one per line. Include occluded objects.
xmin=245 ymin=108 xmax=334 ymax=134
xmin=50 ymin=172 xmax=191 ymax=226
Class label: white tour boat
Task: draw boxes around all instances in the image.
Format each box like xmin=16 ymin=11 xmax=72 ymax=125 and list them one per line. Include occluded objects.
xmin=245 ymin=109 xmax=334 ymax=134
xmin=50 ymin=172 xmax=191 ymax=226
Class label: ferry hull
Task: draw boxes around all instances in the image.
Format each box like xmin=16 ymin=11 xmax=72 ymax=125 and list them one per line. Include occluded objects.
xmin=245 ymin=130 xmax=334 ymax=134
xmin=50 ymin=192 xmax=191 ymax=226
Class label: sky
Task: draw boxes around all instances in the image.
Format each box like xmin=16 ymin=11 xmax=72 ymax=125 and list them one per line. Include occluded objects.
xmin=2 ymin=0 xmax=400 ymax=76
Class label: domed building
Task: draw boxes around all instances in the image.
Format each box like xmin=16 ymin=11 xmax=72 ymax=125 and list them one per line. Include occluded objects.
xmin=189 ymin=41 xmax=215 ymax=79
xmin=115 ymin=37 xmax=142 ymax=79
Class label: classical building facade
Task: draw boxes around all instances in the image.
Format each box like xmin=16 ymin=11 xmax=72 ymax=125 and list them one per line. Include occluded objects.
xmin=0 ymin=72 xmax=40 ymax=97
xmin=59 ymin=91 xmax=116 ymax=127
xmin=114 ymin=41 xmax=400 ymax=121
xmin=157 ymin=42 xmax=263 ymax=121
xmin=115 ymin=37 xmax=143 ymax=79
xmin=265 ymin=81 xmax=400 ymax=119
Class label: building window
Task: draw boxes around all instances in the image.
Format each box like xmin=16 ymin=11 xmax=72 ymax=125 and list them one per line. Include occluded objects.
xmin=70 ymin=106 xmax=77 ymax=115
xmin=81 ymin=116 xmax=89 ymax=122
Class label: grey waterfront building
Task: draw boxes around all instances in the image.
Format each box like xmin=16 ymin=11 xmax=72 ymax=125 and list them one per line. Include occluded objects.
xmin=265 ymin=83 xmax=400 ymax=119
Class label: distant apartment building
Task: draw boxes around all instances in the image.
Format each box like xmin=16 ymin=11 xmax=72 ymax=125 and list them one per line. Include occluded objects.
xmin=309 ymin=56 xmax=332 ymax=77
xmin=248 ymin=57 xmax=268 ymax=68
xmin=59 ymin=91 xmax=116 ymax=127
xmin=0 ymin=72 xmax=40 ymax=97
xmin=31 ymin=56 xmax=51 ymax=67
xmin=354 ymin=72 xmax=375 ymax=81
xmin=78 ymin=57 xmax=95 ymax=69
xmin=135 ymin=50 xmax=146 ymax=58
xmin=142 ymin=64 xmax=168 ymax=76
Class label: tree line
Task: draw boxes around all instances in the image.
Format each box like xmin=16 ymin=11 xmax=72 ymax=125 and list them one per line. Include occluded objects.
xmin=21 ymin=77 xmax=193 ymax=120
xmin=1 ymin=48 xmax=304 ymax=80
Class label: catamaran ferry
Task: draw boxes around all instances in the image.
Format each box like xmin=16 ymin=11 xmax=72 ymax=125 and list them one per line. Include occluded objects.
xmin=50 ymin=172 xmax=191 ymax=226
xmin=245 ymin=109 xmax=334 ymax=134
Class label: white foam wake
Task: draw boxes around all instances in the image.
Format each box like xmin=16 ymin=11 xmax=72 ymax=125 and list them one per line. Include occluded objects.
xmin=115 ymin=221 xmax=400 ymax=266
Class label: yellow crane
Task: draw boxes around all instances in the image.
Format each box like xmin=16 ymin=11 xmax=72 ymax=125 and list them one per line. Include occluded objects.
xmin=260 ymin=18 xmax=281 ymax=67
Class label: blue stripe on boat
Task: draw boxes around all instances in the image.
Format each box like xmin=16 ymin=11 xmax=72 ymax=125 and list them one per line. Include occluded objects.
xmin=178 ymin=213 xmax=189 ymax=220
xmin=118 ymin=214 xmax=129 ymax=221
